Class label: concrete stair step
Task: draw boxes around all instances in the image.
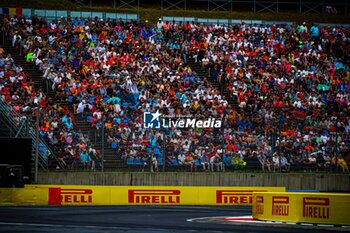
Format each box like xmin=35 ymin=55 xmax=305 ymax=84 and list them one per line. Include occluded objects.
xmin=186 ymin=58 xmax=241 ymax=112
xmin=2 ymin=40 xmax=125 ymax=170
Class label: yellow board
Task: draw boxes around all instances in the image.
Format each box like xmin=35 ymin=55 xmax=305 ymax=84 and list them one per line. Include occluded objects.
xmin=0 ymin=185 xmax=285 ymax=206
xmin=252 ymin=192 xmax=350 ymax=225
xmin=0 ymin=186 xmax=48 ymax=205
xmin=9 ymin=8 xmax=16 ymax=16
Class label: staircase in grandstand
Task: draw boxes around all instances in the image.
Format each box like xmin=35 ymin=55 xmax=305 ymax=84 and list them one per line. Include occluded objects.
xmin=2 ymin=39 xmax=127 ymax=170
xmin=65 ymin=112 xmax=126 ymax=170
xmin=186 ymin=59 xmax=240 ymax=112
xmin=3 ymin=42 xmax=240 ymax=172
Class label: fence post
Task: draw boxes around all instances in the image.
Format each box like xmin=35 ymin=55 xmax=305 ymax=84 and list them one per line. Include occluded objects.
xmin=150 ymin=152 xmax=153 ymax=172
xmin=163 ymin=127 xmax=166 ymax=172
xmin=35 ymin=110 xmax=39 ymax=183
xmin=221 ymin=111 xmax=226 ymax=172
xmin=278 ymin=112 xmax=282 ymax=172
xmin=101 ymin=116 xmax=105 ymax=172
xmin=335 ymin=117 xmax=339 ymax=172
xmin=253 ymin=0 xmax=256 ymax=13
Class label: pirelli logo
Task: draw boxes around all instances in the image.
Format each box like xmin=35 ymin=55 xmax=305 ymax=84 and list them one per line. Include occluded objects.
xmin=272 ymin=196 xmax=289 ymax=216
xmin=216 ymin=190 xmax=266 ymax=205
xmin=303 ymin=197 xmax=330 ymax=219
xmin=48 ymin=188 xmax=93 ymax=205
xmin=254 ymin=196 xmax=264 ymax=215
xmin=128 ymin=190 xmax=181 ymax=204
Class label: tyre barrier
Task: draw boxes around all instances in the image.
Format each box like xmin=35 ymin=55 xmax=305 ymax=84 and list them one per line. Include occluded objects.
xmin=252 ymin=192 xmax=350 ymax=226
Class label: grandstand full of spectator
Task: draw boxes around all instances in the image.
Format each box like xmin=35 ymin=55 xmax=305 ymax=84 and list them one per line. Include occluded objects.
xmin=1 ymin=14 xmax=349 ymax=172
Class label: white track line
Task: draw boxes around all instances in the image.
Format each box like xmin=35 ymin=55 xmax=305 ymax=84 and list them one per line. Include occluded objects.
xmin=187 ymin=216 xmax=230 ymax=222
xmin=187 ymin=216 xmax=350 ymax=230
xmin=0 ymin=222 xmax=129 ymax=230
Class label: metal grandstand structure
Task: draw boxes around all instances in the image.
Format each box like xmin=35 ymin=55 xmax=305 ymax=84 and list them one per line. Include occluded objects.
xmin=69 ymin=0 xmax=349 ymax=15
xmin=114 ymin=0 xmax=140 ymax=9
xmin=0 ymin=98 xmax=53 ymax=181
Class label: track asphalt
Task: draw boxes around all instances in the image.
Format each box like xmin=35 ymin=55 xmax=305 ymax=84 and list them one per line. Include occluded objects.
xmin=0 ymin=206 xmax=346 ymax=233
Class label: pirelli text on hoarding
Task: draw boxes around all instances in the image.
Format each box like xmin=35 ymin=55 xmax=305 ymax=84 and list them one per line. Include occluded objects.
xmin=272 ymin=196 xmax=289 ymax=216
xmin=48 ymin=188 xmax=93 ymax=205
xmin=128 ymin=190 xmax=181 ymax=204
xmin=254 ymin=196 xmax=264 ymax=215
xmin=302 ymin=197 xmax=330 ymax=219
xmin=216 ymin=190 xmax=265 ymax=205
xmin=252 ymin=192 xmax=350 ymax=226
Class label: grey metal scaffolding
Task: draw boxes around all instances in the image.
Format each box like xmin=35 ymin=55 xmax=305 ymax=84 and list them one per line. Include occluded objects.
xmin=300 ymin=0 xmax=324 ymax=14
xmin=114 ymin=0 xmax=140 ymax=9
xmin=161 ymin=0 xmax=187 ymax=10
xmin=254 ymin=0 xmax=279 ymax=13
xmin=68 ymin=0 xmax=349 ymax=15
xmin=159 ymin=0 xmax=349 ymax=15
xmin=71 ymin=0 xmax=87 ymax=5
xmin=207 ymin=0 xmax=233 ymax=11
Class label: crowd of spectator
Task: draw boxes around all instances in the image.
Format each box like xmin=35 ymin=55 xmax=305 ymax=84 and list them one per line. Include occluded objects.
xmin=188 ymin=20 xmax=350 ymax=172
xmin=1 ymin=14 xmax=349 ymax=172
xmin=1 ymin=16 xmax=100 ymax=170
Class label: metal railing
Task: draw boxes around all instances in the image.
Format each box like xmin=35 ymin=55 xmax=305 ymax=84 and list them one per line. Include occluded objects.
xmin=0 ymin=97 xmax=56 ymax=173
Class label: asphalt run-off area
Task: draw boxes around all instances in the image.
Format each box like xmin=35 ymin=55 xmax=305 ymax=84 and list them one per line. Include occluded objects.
xmin=0 ymin=206 xmax=348 ymax=233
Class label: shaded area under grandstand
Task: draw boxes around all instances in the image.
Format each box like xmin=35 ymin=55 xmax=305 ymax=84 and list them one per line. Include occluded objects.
xmin=0 ymin=206 xmax=340 ymax=233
